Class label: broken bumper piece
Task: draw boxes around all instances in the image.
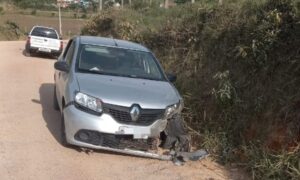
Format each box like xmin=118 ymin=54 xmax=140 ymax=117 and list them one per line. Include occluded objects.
xmin=77 ymin=139 xmax=208 ymax=164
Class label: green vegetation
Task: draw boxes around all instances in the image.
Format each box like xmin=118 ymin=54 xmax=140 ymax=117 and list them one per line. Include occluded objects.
xmin=0 ymin=20 xmax=22 ymax=40
xmin=11 ymin=0 xmax=56 ymax=10
xmin=0 ymin=6 xmax=4 ymax=14
xmin=81 ymin=0 xmax=300 ymax=179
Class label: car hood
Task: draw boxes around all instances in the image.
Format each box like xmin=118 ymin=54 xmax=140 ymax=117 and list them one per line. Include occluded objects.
xmin=75 ymin=73 xmax=180 ymax=109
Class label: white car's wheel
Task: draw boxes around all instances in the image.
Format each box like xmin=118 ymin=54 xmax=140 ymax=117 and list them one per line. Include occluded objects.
xmin=25 ymin=49 xmax=31 ymax=57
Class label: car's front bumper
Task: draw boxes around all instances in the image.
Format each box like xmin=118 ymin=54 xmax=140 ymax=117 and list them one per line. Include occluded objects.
xmin=63 ymin=105 xmax=168 ymax=148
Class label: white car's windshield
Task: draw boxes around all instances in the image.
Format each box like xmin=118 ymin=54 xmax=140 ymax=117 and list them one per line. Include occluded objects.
xmin=77 ymin=44 xmax=165 ymax=81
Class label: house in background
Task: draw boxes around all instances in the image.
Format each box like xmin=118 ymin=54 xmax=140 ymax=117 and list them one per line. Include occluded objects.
xmin=57 ymin=0 xmax=82 ymax=8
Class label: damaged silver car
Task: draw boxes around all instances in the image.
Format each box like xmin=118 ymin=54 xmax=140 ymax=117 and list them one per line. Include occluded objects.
xmin=53 ymin=36 xmax=191 ymax=160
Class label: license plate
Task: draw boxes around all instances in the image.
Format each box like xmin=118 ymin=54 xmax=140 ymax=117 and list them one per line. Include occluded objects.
xmin=38 ymin=48 xmax=51 ymax=52
xmin=118 ymin=126 xmax=134 ymax=134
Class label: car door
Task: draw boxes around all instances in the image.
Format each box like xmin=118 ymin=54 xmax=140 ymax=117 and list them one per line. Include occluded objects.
xmin=55 ymin=39 xmax=75 ymax=108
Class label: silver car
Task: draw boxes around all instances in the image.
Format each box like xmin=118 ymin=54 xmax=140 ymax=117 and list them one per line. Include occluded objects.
xmin=53 ymin=36 xmax=190 ymax=158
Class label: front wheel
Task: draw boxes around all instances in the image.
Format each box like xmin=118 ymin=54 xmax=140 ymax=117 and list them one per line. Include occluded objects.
xmin=161 ymin=114 xmax=191 ymax=152
xmin=61 ymin=113 xmax=70 ymax=147
xmin=53 ymin=86 xmax=59 ymax=111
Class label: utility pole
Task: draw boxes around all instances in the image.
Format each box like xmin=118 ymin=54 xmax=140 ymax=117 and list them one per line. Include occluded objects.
xmin=218 ymin=0 xmax=223 ymax=5
xmin=165 ymin=0 xmax=169 ymax=9
xmin=58 ymin=1 xmax=62 ymax=36
xmin=99 ymin=0 xmax=102 ymax=11
xmin=129 ymin=0 xmax=131 ymax=7
xmin=191 ymin=0 xmax=195 ymax=3
xmin=121 ymin=0 xmax=124 ymax=8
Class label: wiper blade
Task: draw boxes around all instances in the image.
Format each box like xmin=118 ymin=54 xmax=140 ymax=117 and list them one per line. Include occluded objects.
xmin=117 ymin=74 xmax=161 ymax=81
xmin=140 ymin=77 xmax=159 ymax=81
xmin=78 ymin=68 xmax=106 ymax=75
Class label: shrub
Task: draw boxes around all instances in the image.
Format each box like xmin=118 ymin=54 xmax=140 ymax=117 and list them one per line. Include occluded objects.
xmin=81 ymin=13 xmax=87 ymax=19
xmin=31 ymin=9 xmax=36 ymax=15
xmin=0 ymin=6 xmax=4 ymax=14
xmin=0 ymin=20 xmax=22 ymax=40
xmin=81 ymin=0 xmax=300 ymax=178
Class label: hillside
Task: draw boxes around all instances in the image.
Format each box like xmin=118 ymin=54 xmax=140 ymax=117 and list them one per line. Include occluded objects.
xmin=81 ymin=0 xmax=300 ymax=179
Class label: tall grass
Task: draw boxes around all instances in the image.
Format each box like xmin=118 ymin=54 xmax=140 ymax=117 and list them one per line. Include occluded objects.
xmin=81 ymin=0 xmax=300 ymax=179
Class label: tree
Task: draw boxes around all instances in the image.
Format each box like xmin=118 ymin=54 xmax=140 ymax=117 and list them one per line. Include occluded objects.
xmin=11 ymin=0 xmax=56 ymax=9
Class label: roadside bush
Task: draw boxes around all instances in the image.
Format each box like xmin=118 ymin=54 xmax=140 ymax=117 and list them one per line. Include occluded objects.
xmin=0 ymin=6 xmax=4 ymax=14
xmin=12 ymin=0 xmax=57 ymax=10
xmin=81 ymin=13 xmax=87 ymax=19
xmin=30 ymin=9 xmax=36 ymax=15
xmin=0 ymin=20 xmax=23 ymax=40
xmin=81 ymin=0 xmax=300 ymax=179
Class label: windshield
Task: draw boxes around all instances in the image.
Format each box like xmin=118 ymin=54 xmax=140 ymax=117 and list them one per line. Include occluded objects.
xmin=77 ymin=44 xmax=165 ymax=81
xmin=31 ymin=27 xmax=58 ymax=39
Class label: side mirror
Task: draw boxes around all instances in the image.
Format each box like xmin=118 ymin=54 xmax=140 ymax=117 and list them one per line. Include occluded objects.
xmin=54 ymin=61 xmax=69 ymax=72
xmin=59 ymin=37 xmax=63 ymax=40
xmin=25 ymin=32 xmax=29 ymax=36
xmin=167 ymin=73 xmax=177 ymax=83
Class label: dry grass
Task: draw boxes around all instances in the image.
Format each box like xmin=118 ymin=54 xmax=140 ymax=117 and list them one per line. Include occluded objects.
xmin=0 ymin=13 xmax=87 ymax=40
xmin=80 ymin=1 xmax=300 ymax=179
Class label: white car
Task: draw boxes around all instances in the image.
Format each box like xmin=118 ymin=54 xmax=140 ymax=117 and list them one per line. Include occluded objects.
xmin=25 ymin=26 xmax=63 ymax=57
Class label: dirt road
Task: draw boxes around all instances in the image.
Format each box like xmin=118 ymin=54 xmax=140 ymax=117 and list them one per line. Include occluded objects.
xmin=0 ymin=41 xmax=244 ymax=180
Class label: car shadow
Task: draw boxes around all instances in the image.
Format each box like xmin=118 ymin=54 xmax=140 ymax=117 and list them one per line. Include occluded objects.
xmin=36 ymin=83 xmax=62 ymax=144
xmin=35 ymin=83 xmax=139 ymax=158
xmin=22 ymin=49 xmax=57 ymax=60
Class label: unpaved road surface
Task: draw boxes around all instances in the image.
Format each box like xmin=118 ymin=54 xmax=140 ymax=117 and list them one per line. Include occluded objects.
xmin=0 ymin=41 xmax=246 ymax=180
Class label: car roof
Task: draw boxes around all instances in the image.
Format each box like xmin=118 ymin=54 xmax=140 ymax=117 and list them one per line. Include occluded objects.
xmin=78 ymin=36 xmax=150 ymax=52
xmin=32 ymin=25 xmax=57 ymax=31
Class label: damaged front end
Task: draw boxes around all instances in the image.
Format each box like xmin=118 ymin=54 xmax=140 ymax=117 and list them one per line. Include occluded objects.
xmin=63 ymin=94 xmax=206 ymax=163
xmin=71 ymin=111 xmax=206 ymax=163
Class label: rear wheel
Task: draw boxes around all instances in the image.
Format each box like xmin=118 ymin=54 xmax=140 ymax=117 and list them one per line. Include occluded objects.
xmin=51 ymin=53 xmax=60 ymax=59
xmin=25 ymin=49 xmax=31 ymax=57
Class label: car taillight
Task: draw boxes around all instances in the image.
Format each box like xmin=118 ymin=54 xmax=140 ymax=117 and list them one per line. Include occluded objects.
xmin=60 ymin=41 xmax=63 ymax=50
xmin=27 ymin=37 xmax=31 ymax=44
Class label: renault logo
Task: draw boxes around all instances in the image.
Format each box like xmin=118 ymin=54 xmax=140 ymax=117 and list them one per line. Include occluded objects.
xmin=130 ymin=105 xmax=140 ymax=122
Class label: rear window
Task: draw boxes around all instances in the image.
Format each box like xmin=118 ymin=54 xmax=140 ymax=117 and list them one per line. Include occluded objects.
xmin=30 ymin=27 xmax=58 ymax=39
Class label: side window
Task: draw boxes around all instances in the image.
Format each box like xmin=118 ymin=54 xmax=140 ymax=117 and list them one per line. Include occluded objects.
xmin=65 ymin=41 xmax=75 ymax=66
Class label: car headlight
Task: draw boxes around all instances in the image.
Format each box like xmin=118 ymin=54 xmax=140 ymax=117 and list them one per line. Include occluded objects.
xmin=75 ymin=92 xmax=103 ymax=114
xmin=165 ymin=99 xmax=184 ymax=119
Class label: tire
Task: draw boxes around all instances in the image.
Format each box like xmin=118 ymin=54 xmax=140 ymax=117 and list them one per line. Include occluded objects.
xmin=61 ymin=113 xmax=70 ymax=147
xmin=53 ymin=86 xmax=59 ymax=111
xmin=24 ymin=44 xmax=31 ymax=57
xmin=51 ymin=53 xmax=60 ymax=59
xmin=25 ymin=49 xmax=31 ymax=57
xmin=161 ymin=114 xmax=191 ymax=152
